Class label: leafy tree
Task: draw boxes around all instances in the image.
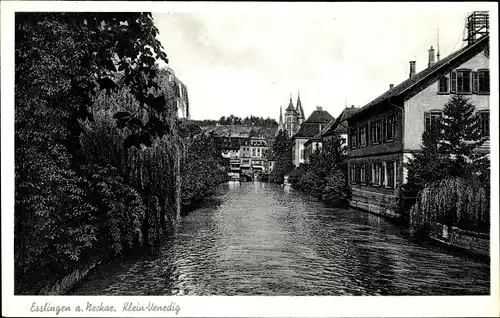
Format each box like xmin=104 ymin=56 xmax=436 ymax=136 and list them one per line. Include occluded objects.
xmin=15 ymin=12 xmax=179 ymax=294
xmin=178 ymin=121 xmax=228 ymax=209
xmin=287 ymin=136 xmax=349 ymax=206
xmin=269 ymin=130 xmax=294 ymax=183
xmin=404 ymin=126 xmax=449 ymax=195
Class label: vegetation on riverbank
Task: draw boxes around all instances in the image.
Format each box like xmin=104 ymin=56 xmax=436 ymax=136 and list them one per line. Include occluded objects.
xmin=288 ymin=137 xmax=349 ymax=206
xmin=269 ymin=132 xmax=349 ymax=207
xmin=178 ymin=121 xmax=229 ymax=210
xmin=269 ymin=130 xmax=295 ymax=184
xmin=14 ymin=13 xmax=226 ymax=295
xmin=406 ymin=95 xmax=490 ymax=235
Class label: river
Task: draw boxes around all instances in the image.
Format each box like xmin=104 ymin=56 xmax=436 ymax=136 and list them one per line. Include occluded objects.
xmin=71 ymin=181 xmax=490 ymax=296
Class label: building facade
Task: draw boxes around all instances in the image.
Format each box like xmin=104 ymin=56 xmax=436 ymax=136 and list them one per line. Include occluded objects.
xmin=346 ymin=32 xmax=490 ymax=218
xmin=291 ymin=106 xmax=334 ymax=167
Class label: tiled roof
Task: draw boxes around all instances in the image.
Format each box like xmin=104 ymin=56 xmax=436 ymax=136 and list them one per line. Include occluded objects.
xmin=293 ymin=122 xmax=322 ymax=139
xmin=304 ymin=109 xmax=334 ymax=123
xmin=347 ymin=35 xmax=489 ymax=121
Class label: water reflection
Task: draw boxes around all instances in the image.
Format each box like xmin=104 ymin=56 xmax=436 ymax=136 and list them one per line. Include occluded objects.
xmin=71 ymin=182 xmax=490 ymax=296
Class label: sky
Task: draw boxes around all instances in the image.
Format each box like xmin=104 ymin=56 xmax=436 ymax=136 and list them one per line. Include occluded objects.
xmin=152 ymin=6 xmax=483 ymax=121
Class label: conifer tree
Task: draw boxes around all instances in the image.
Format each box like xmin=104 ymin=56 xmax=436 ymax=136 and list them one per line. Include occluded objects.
xmin=405 ymin=125 xmax=448 ymax=193
xmin=440 ymin=94 xmax=486 ymax=177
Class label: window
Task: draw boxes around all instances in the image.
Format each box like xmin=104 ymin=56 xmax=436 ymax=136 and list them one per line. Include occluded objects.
xmin=350 ymin=164 xmax=357 ymax=184
xmin=371 ymin=162 xmax=384 ymax=186
xmin=479 ymin=111 xmax=490 ymax=137
xmin=385 ymin=115 xmax=396 ymax=141
xmin=359 ymin=124 xmax=368 ymax=147
xmin=252 ymin=148 xmax=256 ymax=157
xmin=350 ymin=128 xmax=357 ymax=149
xmin=360 ymin=164 xmax=366 ymax=184
xmin=453 ymin=70 xmax=472 ymax=93
xmin=386 ymin=161 xmax=396 ymax=188
xmin=424 ymin=111 xmax=443 ymax=132
xmin=370 ymin=120 xmax=381 ymax=144
xmin=438 ymin=76 xmax=449 ymax=93
xmin=477 ymin=70 xmax=490 ymax=94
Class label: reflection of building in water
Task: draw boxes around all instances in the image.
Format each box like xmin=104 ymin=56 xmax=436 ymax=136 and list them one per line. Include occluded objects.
xmin=227 ymin=180 xmax=241 ymax=190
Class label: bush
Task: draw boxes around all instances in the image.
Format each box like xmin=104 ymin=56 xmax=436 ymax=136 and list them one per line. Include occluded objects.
xmin=409 ymin=177 xmax=489 ymax=235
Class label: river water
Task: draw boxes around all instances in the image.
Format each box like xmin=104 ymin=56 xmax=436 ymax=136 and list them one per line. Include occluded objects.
xmin=71 ymin=181 xmax=489 ymax=296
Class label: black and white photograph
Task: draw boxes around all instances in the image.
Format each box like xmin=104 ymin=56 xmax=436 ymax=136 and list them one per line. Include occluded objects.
xmin=1 ymin=1 xmax=499 ymax=317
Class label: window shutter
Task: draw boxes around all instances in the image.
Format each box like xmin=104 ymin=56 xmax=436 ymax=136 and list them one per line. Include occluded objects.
xmin=450 ymin=71 xmax=457 ymax=93
xmin=424 ymin=112 xmax=431 ymax=132
xmin=472 ymin=71 xmax=479 ymax=93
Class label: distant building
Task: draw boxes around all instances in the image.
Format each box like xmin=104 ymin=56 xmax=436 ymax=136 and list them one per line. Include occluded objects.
xmin=345 ymin=24 xmax=489 ymax=218
xmin=291 ymin=106 xmax=333 ymax=167
xmin=208 ymin=125 xmax=275 ymax=181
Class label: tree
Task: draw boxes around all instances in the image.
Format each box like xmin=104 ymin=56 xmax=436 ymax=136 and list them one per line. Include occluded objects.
xmin=15 ymin=12 xmax=178 ymax=294
xmin=269 ymin=130 xmax=294 ymax=183
xmin=405 ymin=125 xmax=449 ymax=195
xmin=440 ymin=94 xmax=486 ymax=177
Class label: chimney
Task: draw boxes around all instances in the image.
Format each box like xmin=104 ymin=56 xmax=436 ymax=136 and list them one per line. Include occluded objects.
xmin=409 ymin=61 xmax=416 ymax=78
xmin=317 ymin=106 xmax=323 ymax=111
xmin=428 ymin=46 xmax=436 ymax=67
xmin=389 ymin=84 xmax=394 ymax=90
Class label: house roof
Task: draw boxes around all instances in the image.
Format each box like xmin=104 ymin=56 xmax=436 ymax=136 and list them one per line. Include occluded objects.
xmin=304 ymin=108 xmax=334 ymax=123
xmin=293 ymin=123 xmax=321 ymax=139
xmin=346 ymin=35 xmax=489 ymax=121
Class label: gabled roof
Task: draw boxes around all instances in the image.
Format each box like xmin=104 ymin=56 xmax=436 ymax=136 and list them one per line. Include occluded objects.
xmin=347 ymin=35 xmax=489 ymax=121
xmin=304 ymin=108 xmax=334 ymax=123
xmin=293 ymin=123 xmax=322 ymax=139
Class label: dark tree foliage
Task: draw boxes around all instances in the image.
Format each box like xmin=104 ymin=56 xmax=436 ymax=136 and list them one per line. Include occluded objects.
xmin=440 ymin=94 xmax=488 ymax=177
xmin=178 ymin=121 xmax=228 ymax=208
xmin=14 ymin=12 xmax=183 ymax=295
xmin=288 ymin=137 xmax=349 ymax=206
xmin=218 ymin=114 xmax=278 ymax=128
xmin=269 ymin=130 xmax=295 ymax=183
xmin=403 ymin=126 xmax=449 ymax=198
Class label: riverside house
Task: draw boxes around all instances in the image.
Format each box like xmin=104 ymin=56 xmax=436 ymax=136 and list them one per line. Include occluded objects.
xmin=345 ymin=32 xmax=490 ymax=218
xmin=291 ymin=106 xmax=333 ymax=167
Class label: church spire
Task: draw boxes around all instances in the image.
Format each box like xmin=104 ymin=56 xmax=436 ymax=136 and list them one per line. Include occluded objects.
xmin=276 ymin=105 xmax=284 ymax=136
xmin=296 ymin=89 xmax=305 ymax=120
xmin=286 ymin=92 xmax=295 ymax=111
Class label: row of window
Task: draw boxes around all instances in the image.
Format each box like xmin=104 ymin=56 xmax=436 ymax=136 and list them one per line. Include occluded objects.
xmin=424 ymin=110 xmax=490 ymax=137
xmin=438 ymin=69 xmax=489 ymax=94
xmin=350 ymin=115 xmax=397 ymax=149
xmin=349 ymin=161 xmax=397 ymax=188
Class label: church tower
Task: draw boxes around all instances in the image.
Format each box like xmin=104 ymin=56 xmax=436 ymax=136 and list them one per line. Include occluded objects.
xmin=284 ymin=93 xmax=298 ymax=138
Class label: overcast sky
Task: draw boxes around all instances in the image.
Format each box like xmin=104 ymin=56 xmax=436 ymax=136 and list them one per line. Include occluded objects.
xmin=153 ymin=7 xmax=482 ymax=121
